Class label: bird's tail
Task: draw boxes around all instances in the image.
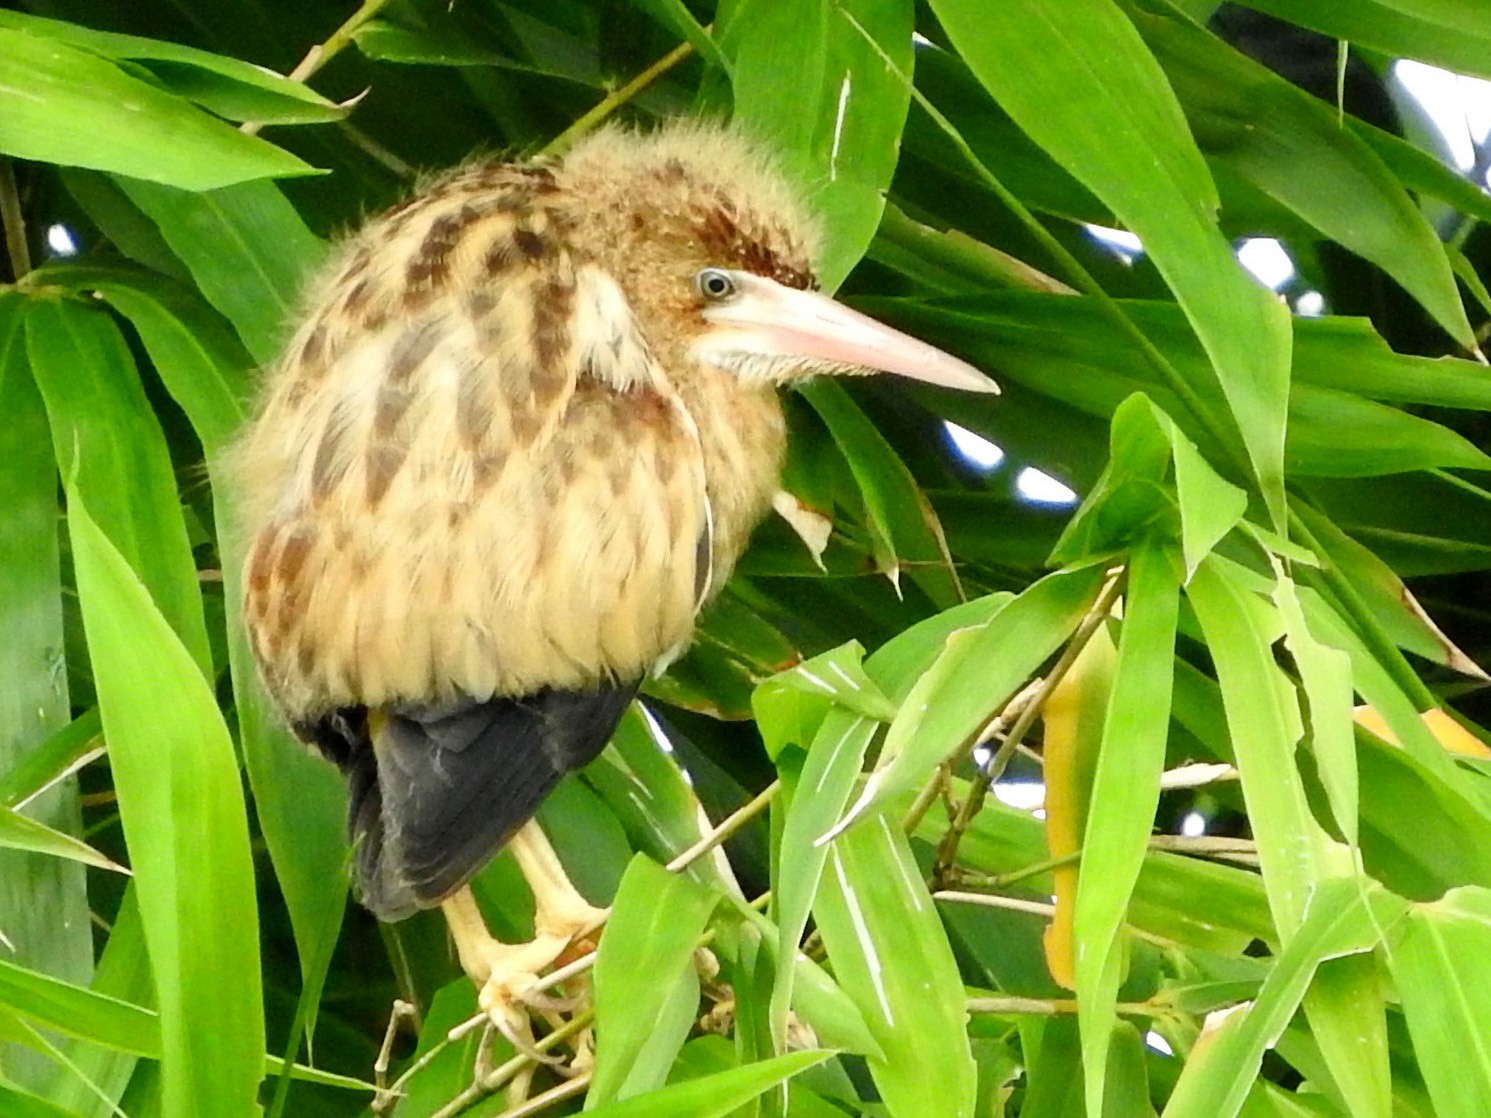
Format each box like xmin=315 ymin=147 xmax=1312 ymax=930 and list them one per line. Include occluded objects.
xmin=302 ymin=684 xmax=637 ymax=921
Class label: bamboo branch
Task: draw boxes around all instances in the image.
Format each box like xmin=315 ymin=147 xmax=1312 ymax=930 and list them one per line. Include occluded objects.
xmin=0 ymin=159 xmax=31 ymax=281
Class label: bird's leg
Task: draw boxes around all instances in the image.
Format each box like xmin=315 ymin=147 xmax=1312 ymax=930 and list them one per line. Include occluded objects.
xmin=440 ymin=823 xmax=608 ymax=1039
xmin=508 ymin=823 xmax=608 ymax=949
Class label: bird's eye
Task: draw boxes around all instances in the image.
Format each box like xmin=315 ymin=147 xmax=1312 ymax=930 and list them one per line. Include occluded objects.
xmin=695 ymin=268 xmax=737 ymax=301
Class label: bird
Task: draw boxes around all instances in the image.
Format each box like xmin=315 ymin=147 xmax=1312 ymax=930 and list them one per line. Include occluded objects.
xmin=231 ymin=119 xmax=998 ymax=1024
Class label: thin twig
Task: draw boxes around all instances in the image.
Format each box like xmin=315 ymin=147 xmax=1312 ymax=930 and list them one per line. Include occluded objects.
xmin=936 ymin=889 xmax=1171 ymax=947
xmin=1148 ymin=834 xmax=1259 ymax=866
xmin=935 ymin=891 xmax=1058 ymax=919
xmin=900 ymin=762 xmax=952 ymax=835
xmin=0 ymin=158 xmax=31 ymax=281
xmin=966 ymin=995 xmax=1157 ymax=1018
xmin=497 ymin=1072 xmax=591 ymax=1118
xmin=942 ymin=849 xmax=1082 ymax=891
xmin=666 ymin=780 xmax=780 ymax=873
xmin=241 ymin=0 xmax=394 ymax=135
xmin=931 ymin=568 xmax=1126 ymax=884
xmin=402 ymin=1007 xmax=595 ymax=1117
xmin=540 ymin=39 xmax=696 ymax=157
xmin=371 ymin=1000 xmax=416 ymax=1113
xmin=337 ymin=121 xmax=416 ymax=179
xmin=1159 ymin=762 xmax=1238 ymax=789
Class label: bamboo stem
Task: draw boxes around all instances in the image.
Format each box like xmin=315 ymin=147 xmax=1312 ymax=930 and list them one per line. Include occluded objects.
xmin=0 ymin=159 xmax=30 ymax=281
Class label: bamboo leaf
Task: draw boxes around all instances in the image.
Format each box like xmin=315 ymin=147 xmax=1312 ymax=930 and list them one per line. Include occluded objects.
xmin=798 ymin=379 xmax=962 ymax=604
xmin=830 ymin=566 xmax=1104 ymax=835
xmin=66 ymin=490 xmax=263 ymax=1118
xmin=584 ymin=1050 xmax=832 ymax=1118
xmin=1390 ymin=887 xmax=1491 ymax=1118
xmin=1188 ymin=557 xmax=1347 ymax=939
xmin=590 ymin=856 xmax=719 ymax=1106
xmin=0 ymin=955 xmax=159 ymax=1060
xmin=0 ymin=805 xmax=125 ymax=874
xmin=1073 ymin=539 xmax=1180 ymax=1115
xmin=1139 ymin=4 xmax=1473 ymax=345
xmin=932 ymin=0 xmax=1293 ymax=519
xmin=815 ymin=814 xmax=975 ymax=1118
xmin=0 ymin=28 xmax=317 ymax=188
xmin=1238 ymin=0 xmax=1491 ymax=82
xmin=0 ymin=292 xmax=93 ymax=1089
xmin=1161 ymin=879 xmax=1409 ymax=1118
xmin=114 ymin=176 xmax=325 ymax=364
xmin=24 ymin=297 xmax=210 ymax=675
xmin=719 ymin=0 xmax=913 ymax=289
xmin=0 ymin=9 xmax=346 ymax=124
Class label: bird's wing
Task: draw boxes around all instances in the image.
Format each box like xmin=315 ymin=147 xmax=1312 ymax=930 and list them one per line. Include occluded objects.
xmin=241 ymin=179 xmax=711 ymax=916
xmin=323 ymin=684 xmax=636 ymax=920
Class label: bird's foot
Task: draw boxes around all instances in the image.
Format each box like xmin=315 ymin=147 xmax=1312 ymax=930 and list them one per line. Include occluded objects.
xmin=465 ymin=931 xmax=574 ymax=1043
xmin=442 ymin=884 xmax=607 ymax=1050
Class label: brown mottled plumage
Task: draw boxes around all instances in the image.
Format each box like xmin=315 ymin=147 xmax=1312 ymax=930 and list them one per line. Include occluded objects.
xmin=233 ymin=121 xmax=995 ymax=1007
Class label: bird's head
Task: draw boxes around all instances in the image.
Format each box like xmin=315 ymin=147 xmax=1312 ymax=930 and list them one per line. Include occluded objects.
xmin=557 ymin=121 xmax=999 ymax=395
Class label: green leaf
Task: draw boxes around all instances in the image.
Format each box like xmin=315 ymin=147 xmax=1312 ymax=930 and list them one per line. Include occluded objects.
xmin=0 ymin=1082 xmax=79 ymax=1118
xmin=1272 ymin=568 xmax=1358 ymax=845
xmin=591 ymin=706 xmax=739 ymax=895
xmin=0 ymin=710 xmax=100 ymax=810
xmin=815 ymin=814 xmax=976 ymax=1118
xmin=0 ymin=28 xmax=317 ymax=188
xmin=1204 ymin=560 xmax=1390 ymax=1118
xmin=1051 ymin=392 xmax=1176 ymax=565
xmin=1294 ymin=503 xmax=1485 ymax=675
xmin=753 ymin=641 xmax=897 ymax=745
xmin=113 ymin=176 xmax=326 ymax=364
xmin=0 ymin=292 xmax=93 ymax=1085
xmin=0 ymin=10 xmax=346 ymax=125
xmin=830 ymin=565 xmax=1105 ymax=834
xmin=50 ymin=267 xmax=349 ymax=1029
xmin=1237 ymin=0 xmax=1491 ymax=82
xmin=584 ymin=1050 xmax=833 ymax=1118
xmin=1287 ymin=384 xmax=1491 ymax=476
xmin=1075 ymin=538 xmax=1180 ymax=1116
xmin=767 ymin=596 xmax=1008 ymax=1050
xmin=932 ymin=0 xmax=1293 ymax=519
xmin=86 ymin=254 xmax=362 ymax=1048
xmin=1389 ymin=887 xmax=1491 ymax=1118
xmin=66 ymin=490 xmax=263 ymax=1118
xmin=1051 ymin=391 xmax=1246 ymax=574
xmin=0 ymin=804 xmax=124 ymax=874
xmin=768 ymin=709 xmax=877 ymax=1045
xmin=50 ymin=266 xmax=252 ymax=456
xmin=42 ymin=887 xmax=151 ymax=1116
xmin=719 ymin=0 xmax=914 ymax=289
xmin=24 ymin=296 xmax=210 ymax=674
xmin=590 ymin=856 xmax=719 ymax=1106
xmin=629 ymin=0 xmax=728 ymax=71
xmin=798 ymin=379 xmax=962 ymax=604
xmin=1188 ymin=556 xmax=1347 ymax=940
xmin=0 ymin=956 xmax=159 ymax=1059
xmin=1161 ymin=879 xmax=1409 ymax=1118
xmin=1170 ymin=412 xmax=1248 ymax=578
xmin=1137 ymin=3 xmax=1473 ymax=346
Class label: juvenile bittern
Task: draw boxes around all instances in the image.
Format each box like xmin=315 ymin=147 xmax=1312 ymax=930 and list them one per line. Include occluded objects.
xmin=235 ymin=121 xmax=997 ymax=1022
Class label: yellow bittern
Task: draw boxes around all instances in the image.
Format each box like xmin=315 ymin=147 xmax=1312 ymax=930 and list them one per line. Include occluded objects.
xmin=234 ymin=121 xmax=997 ymax=1021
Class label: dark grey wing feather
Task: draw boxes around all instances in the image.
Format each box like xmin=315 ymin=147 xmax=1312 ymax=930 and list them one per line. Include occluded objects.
xmin=299 ymin=683 xmax=638 ymax=921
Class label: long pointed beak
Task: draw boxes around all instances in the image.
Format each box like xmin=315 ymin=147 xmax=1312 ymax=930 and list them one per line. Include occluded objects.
xmin=696 ymin=271 xmax=1000 ymax=394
